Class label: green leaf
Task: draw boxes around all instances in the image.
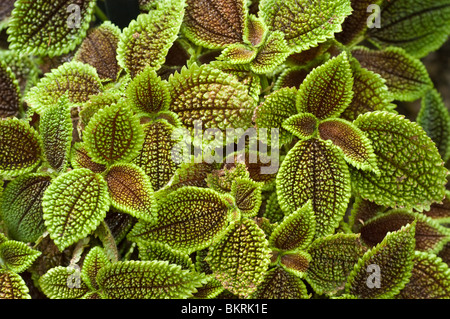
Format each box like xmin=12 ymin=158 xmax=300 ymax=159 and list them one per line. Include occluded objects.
xmin=276 ymin=138 xmax=351 ymax=238
xmin=253 ymin=87 xmax=298 ymax=146
xmin=396 ymin=251 xmax=450 ymax=299
xmin=206 ymin=218 xmax=271 ymax=297
xmin=168 ymin=63 xmax=255 ymax=130
xmin=182 ymin=0 xmax=247 ymax=49
xmin=137 ymin=241 xmax=194 ymax=271
xmin=367 ymin=0 xmax=450 ymax=58
xmin=340 ymin=60 xmax=395 ymax=122
xmin=163 ymin=161 xmax=218 ymax=192
xmin=39 ymin=266 xmax=90 ymax=299
xmin=279 ymin=250 xmax=311 ymax=278
xmin=83 ymin=101 xmax=144 ymax=165
xmin=7 ymin=0 xmax=97 ymax=57
xmin=74 ymin=21 xmax=122 ymax=81
xmin=344 ymin=222 xmax=416 ymax=299
xmin=81 ymin=246 xmax=110 ymax=291
xmin=24 ymin=61 xmax=103 ymax=114
xmin=69 ymin=143 xmax=107 ymax=174
xmin=191 ymin=277 xmax=224 ymax=299
xmin=96 ymin=260 xmax=206 ymax=299
xmin=128 ymin=187 xmax=234 ymax=254
xmin=417 ymin=88 xmax=450 ymax=163
xmin=351 ymin=47 xmax=432 ymax=102
xmin=40 ymin=95 xmax=73 ymax=172
xmin=282 ymin=113 xmax=318 ymax=140
xmin=206 ymin=162 xmax=250 ymax=194
xmin=0 ymin=118 xmax=42 ymax=176
xmin=269 ymin=201 xmax=315 ymax=251
xmin=296 ymin=52 xmax=353 ymax=120
xmin=251 ymin=266 xmax=310 ymax=299
xmin=117 ymin=0 xmax=186 ymax=77
xmin=259 ymin=0 xmax=352 ymax=53
xmin=360 ymin=209 xmax=450 ymax=254
xmin=0 ymin=173 xmax=51 ymax=243
xmin=0 ymin=60 xmax=20 ymax=118
xmin=244 ymin=14 xmax=267 ymax=47
xmin=0 ymin=240 xmax=41 ymax=273
xmin=126 ymin=66 xmax=171 ymax=116
xmin=230 ymin=177 xmax=263 ymax=218
xmin=42 ymin=168 xmax=110 ymax=251
xmin=423 ymin=191 xmax=450 ymax=223
xmin=79 ymin=90 xmax=123 ymax=129
xmin=132 ymin=119 xmax=181 ymax=191
xmin=218 ymin=43 xmax=257 ymax=64
xmin=263 ymin=191 xmax=285 ymax=224
xmin=318 ymin=118 xmax=379 ymax=174
xmin=351 ymin=111 xmax=448 ymax=211
xmin=250 ymin=31 xmax=291 ymax=74
xmin=0 ymin=270 xmax=30 ymax=299
xmin=305 ymin=234 xmax=367 ymax=295
xmin=104 ymin=163 xmax=154 ymax=222
xmin=273 ymin=66 xmax=309 ymax=91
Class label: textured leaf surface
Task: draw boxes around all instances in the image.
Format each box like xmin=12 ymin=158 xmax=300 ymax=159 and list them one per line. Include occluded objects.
xmin=39 ymin=266 xmax=90 ymax=299
xmin=40 ymin=96 xmax=73 ymax=171
xmin=0 ymin=174 xmax=51 ymax=243
xmin=423 ymin=191 xmax=450 ymax=223
xmin=126 ymin=66 xmax=170 ymax=115
xmin=345 ymin=223 xmax=416 ymax=299
xmin=0 ymin=270 xmax=30 ymax=299
xmin=128 ymin=187 xmax=233 ymax=253
xmin=367 ymin=0 xmax=450 ymax=58
xmin=69 ymin=143 xmax=107 ymax=174
xmin=42 ymin=168 xmax=110 ymax=251
xmin=7 ymin=0 xmax=97 ymax=57
xmin=417 ymin=89 xmax=450 ymax=163
xmin=244 ymin=14 xmax=267 ymax=47
xmin=25 ymin=61 xmax=103 ymax=114
xmin=81 ymin=247 xmax=110 ymax=291
xmin=97 ymin=260 xmax=206 ymax=299
xmin=305 ymin=234 xmax=367 ymax=295
xmin=163 ymin=162 xmax=217 ymax=191
xmin=231 ymin=178 xmax=263 ymax=218
xmin=351 ymin=111 xmax=447 ymax=211
xmin=83 ymin=102 xmax=144 ymax=165
xmin=182 ymin=0 xmax=247 ymax=49
xmin=105 ymin=163 xmax=154 ymax=222
xmin=396 ymin=251 xmax=450 ymax=299
xmin=168 ymin=63 xmax=255 ymax=130
xmin=74 ymin=21 xmax=122 ymax=81
xmin=282 ymin=113 xmax=318 ymax=140
xmin=117 ymin=0 xmax=185 ymax=77
xmin=351 ymin=47 xmax=432 ymax=102
xmin=276 ymin=138 xmax=351 ymax=238
xmin=259 ymin=0 xmax=352 ymax=52
xmin=0 ymin=118 xmax=42 ymax=176
xmin=138 ymin=241 xmax=194 ymax=271
xmin=318 ymin=118 xmax=379 ymax=174
xmin=280 ymin=251 xmax=311 ymax=277
xmin=0 ymin=61 xmax=20 ymax=118
xmin=206 ymin=218 xmax=270 ymax=297
xmin=218 ymin=43 xmax=257 ymax=65
xmin=269 ymin=201 xmax=315 ymax=251
xmin=296 ymin=53 xmax=353 ymax=120
xmin=250 ymin=31 xmax=291 ymax=74
xmin=348 ymin=197 xmax=387 ymax=233
xmin=0 ymin=240 xmax=41 ymax=273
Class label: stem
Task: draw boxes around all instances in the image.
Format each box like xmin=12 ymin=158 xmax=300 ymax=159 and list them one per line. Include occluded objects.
xmin=94 ymin=5 xmax=109 ymax=22
xmin=95 ymin=221 xmax=119 ymax=262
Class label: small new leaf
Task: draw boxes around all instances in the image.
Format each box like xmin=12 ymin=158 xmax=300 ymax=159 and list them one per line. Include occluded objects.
xmin=218 ymin=43 xmax=257 ymax=65
xmin=244 ymin=15 xmax=267 ymax=47
xmin=81 ymin=246 xmax=110 ymax=291
xmin=137 ymin=241 xmax=195 ymax=271
xmin=282 ymin=113 xmax=318 ymax=140
xmin=250 ymin=31 xmax=291 ymax=74
xmin=230 ymin=177 xmax=263 ymax=218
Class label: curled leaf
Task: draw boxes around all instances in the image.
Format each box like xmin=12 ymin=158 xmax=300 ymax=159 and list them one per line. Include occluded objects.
xmin=69 ymin=143 xmax=107 ymax=174
xmin=250 ymin=31 xmax=291 ymax=74
xmin=244 ymin=14 xmax=267 ymax=47
xmin=282 ymin=113 xmax=318 ymax=140
xmin=230 ymin=177 xmax=263 ymax=218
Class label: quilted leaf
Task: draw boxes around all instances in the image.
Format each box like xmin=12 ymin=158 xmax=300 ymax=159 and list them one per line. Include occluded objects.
xmin=218 ymin=43 xmax=257 ymax=64
xmin=318 ymin=118 xmax=379 ymax=174
xmin=39 ymin=266 xmax=90 ymax=299
xmin=128 ymin=187 xmax=234 ymax=254
xmin=42 ymin=168 xmax=110 ymax=251
xmin=206 ymin=218 xmax=271 ymax=297
xmin=0 ymin=60 xmax=20 ymax=118
xmin=81 ymin=246 xmax=110 ymax=291
xmin=367 ymin=0 xmax=450 ymax=58
xmin=74 ymin=21 xmax=122 ymax=81
xmin=24 ymin=61 xmax=103 ymax=114
xmin=244 ymin=14 xmax=267 ymax=47
xmin=282 ymin=113 xmax=318 ymax=140
xmin=344 ymin=222 xmax=416 ymax=299
xmin=69 ymin=143 xmax=107 ymax=174
xmin=40 ymin=95 xmax=73 ymax=172
xmin=104 ymin=163 xmax=154 ymax=222
xmin=7 ymin=0 xmax=97 ymax=57
xmin=0 ymin=240 xmax=41 ymax=273
xmin=137 ymin=241 xmax=194 ymax=271
xmin=126 ymin=66 xmax=171 ymax=115
xmin=182 ymin=0 xmax=247 ymax=49
xmin=259 ymin=0 xmax=352 ymax=53
xmin=79 ymin=90 xmax=123 ymax=129
xmin=163 ymin=161 xmax=218 ymax=192
xmin=296 ymin=53 xmax=354 ymax=120
xmin=396 ymin=251 xmax=450 ymax=299
xmin=230 ymin=177 xmax=263 ymax=218
xmin=0 ymin=173 xmax=51 ymax=243
xmin=117 ymin=0 xmax=186 ymax=77
xmin=250 ymin=31 xmax=291 ymax=74
xmin=276 ymin=138 xmax=351 ymax=238
xmin=279 ymin=250 xmax=311 ymax=278
xmin=351 ymin=47 xmax=432 ymax=102
xmin=0 ymin=118 xmax=42 ymax=176
xmin=83 ymin=101 xmax=144 ymax=165
xmin=0 ymin=270 xmax=30 ymax=299
xmin=417 ymin=88 xmax=450 ymax=163
xmin=351 ymin=111 xmax=448 ymax=211
xmin=168 ymin=63 xmax=255 ymax=130
xmin=97 ymin=260 xmax=206 ymax=299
